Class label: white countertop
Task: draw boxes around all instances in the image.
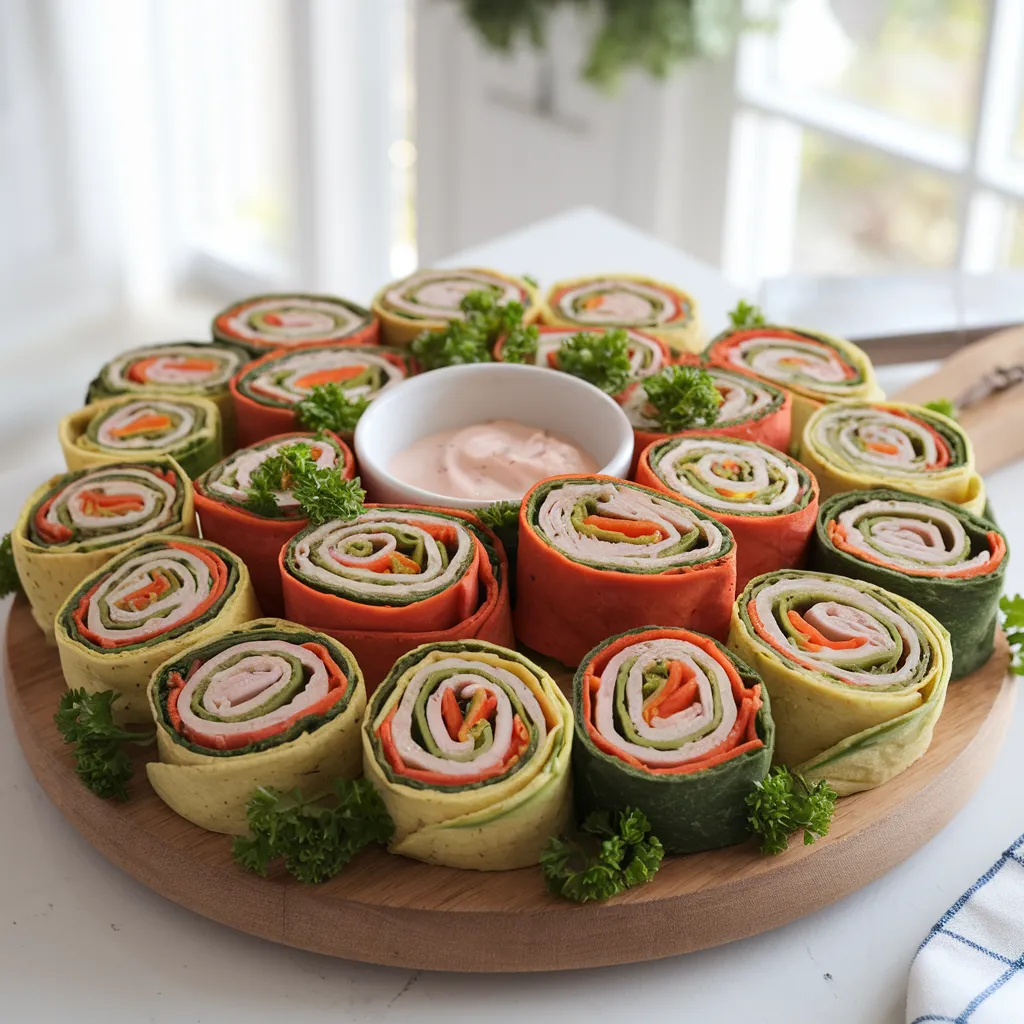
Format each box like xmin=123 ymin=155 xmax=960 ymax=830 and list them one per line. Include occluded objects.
xmin=2 ymin=208 xmax=1022 ymax=1024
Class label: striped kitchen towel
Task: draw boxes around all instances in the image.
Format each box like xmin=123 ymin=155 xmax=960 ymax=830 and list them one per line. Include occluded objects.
xmin=907 ymin=833 xmax=1024 ymax=1022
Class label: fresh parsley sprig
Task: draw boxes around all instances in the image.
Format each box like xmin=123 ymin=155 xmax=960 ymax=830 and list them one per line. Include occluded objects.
xmin=498 ymin=323 xmax=540 ymax=364
xmin=296 ymin=383 xmax=370 ymax=435
xmin=54 ymin=689 xmax=155 ymax=800
xmin=233 ymin=778 xmax=394 ymax=884
xmin=923 ymin=398 xmax=957 ymax=420
xmin=746 ymin=766 xmax=837 ymax=855
xmin=642 ymin=364 xmax=722 ymax=432
xmin=477 ymin=500 xmax=520 ymax=533
xmin=1000 ymin=594 xmax=1024 ymax=676
xmin=541 ymin=808 xmax=664 ymax=903
xmin=244 ymin=441 xmax=365 ymax=525
xmin=1 ymin=532 xmax=23 ymax=599
xmin=412 ymin=288 xmax=527 ymax=370
xmin=554 ymin=329 xmax=633 ymax=394
xmin=729 ymin=300 xmax=766 ymax=327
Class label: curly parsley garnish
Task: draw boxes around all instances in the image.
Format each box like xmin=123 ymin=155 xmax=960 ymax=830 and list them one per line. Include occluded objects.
xmin=746 ymin=767 xmax=837 ymax=855
xmin=923 ymin=398 xmax=957 ymax=420
xmin=642 ymin=364 xmax=722 ymax=432
xmin=296 ymin=383 xmax=370 ymax=435
xmin=0 ymin=532 xmax=23 ymax=599
xmin=729 ymin=300 xmax=766 ymax=327
xmin=553 ymin=329 xmax=633 ymax=394
xmin=1000 ymin=594 xmax=1024 ymax=676
xmin=541 ymin=808 xmax=664 ymax=903
xmin=233 ymin=778 xmax=394 ymax=884
xmin=54 ymin=689 xmax=155 ymax=800
xmin=244 ymin=441 xmax=365 ymax=525
xmin=412 ymin=288 xmax=527 ymax=370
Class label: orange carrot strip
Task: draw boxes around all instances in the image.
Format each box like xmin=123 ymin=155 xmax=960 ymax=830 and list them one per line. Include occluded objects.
xmin=787 ymin=609 xmax=866 ymax=650
xmin=293 ymin=364 xmax=365 ymax=390
xmin=441 ymin=689 xmax=463 ymax=741
xmin=110 ymin=414 xmax=172 ymax=438
xmin=582 ymin=515 xmax=669 ymax=540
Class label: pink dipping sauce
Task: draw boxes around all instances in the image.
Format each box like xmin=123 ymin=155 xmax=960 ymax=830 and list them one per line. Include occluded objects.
xmin=389 ymin=419 xmax=598 ymax=501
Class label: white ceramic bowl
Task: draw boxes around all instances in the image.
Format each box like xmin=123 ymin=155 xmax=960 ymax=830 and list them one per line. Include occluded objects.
xmin=353 ymin=362 xmax=634 ymax=510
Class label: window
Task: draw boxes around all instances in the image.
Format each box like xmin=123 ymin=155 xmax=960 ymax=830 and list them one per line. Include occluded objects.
xmin=726 ymin=0 xmax=1024 ymax=287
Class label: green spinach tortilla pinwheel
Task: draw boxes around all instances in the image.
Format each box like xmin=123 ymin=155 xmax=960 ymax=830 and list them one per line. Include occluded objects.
xmin=541 ymin=273 xmax=702 ymax=354
xmin=371 ymin=267 xmax=539 ymax=347
xmin=573 ymin=626 xmax=774 ymax=853
xmin=10 ymin=460 xmax=196 ymax=640
xmin=514 ymin=475 xmax=737 ymax=667
xmin=59 ymin=395 xmax=222 ymax=479
xmin=635 ymin=434 xmax=819 ymax=590
xmin=281 ymin=506 xmax=514 ymax=691
xmin=727 ymin=570 xmax=951 ymax=794
xmin=362 ymin=639 xmax=572 ymax=870
xmin=212 ymin=292 xmax=378 ymax=355
xmin=230 ymin=343 xmax=413 ymax=447
xmin=85 ymin=340 xmax=249 ymax=444
xmin=814 ymin=489 xmax=1008 ymax=679
xmin=54 ymin=536 xmax=259 ymax=723
xmin=705 ymin=324 xmax=883 ymax=446
xmin=147 ymin=619 xmax=365 ymax=834
xmin=620 ymin=358 xmax=793 ymax=457
xmin=800 ymin=401 xmax=986 ymax=516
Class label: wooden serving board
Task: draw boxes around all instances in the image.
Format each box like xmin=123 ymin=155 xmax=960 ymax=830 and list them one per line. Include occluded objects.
xmin=3 ymin=595 xmax=1015 ymax=972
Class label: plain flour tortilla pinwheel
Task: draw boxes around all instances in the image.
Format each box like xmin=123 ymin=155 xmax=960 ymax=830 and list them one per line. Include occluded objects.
xmin=54 ymin=536 xmax=259 ymax=723
xmin=230 ymin=343 xmax=413 ymax=448
xmin=541 ymin=273 xmax=702 ymax=354
xmin=813 ymin=488 xmax=1007 ymax=679
xmin=728 ymin=570 xmax=951 ymax=794
xmin=514 ymin=475 xmax=737 ymax=667
xmin=281 ymin=506 xmax=514 ymax=692
xmin=705 ymin=323 xmax=883 ymax=447
xmin=362 ymin=639 xmax=572 ymax=870
xmin=573 ymin=626 xmax=774 ymax=853
xmin=193 ymin=431 xmax=355 ymax=616
xmin=59 ymin=395 xmax=222 ymax=479
xmin=800 ymin=401 xmax=986 ymax=516
xmin=147 ymin=619 xmax=365 ymax=834
xmin=10 ymin=460 xmax=196 ymax=640
xmin=212 ymin=293 xmax=378 ymax=356
xmin=371 ymin=267 xmax=539 ymax=347
xmin=635 ymin=434 xmax=818 ymax=590
xmin=85 ymin=340 xmax=250 ymax=445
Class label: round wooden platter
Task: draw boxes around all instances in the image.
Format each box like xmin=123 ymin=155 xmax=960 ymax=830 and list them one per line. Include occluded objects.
xmin=3 ymin=596 xmax=1015 ymax=973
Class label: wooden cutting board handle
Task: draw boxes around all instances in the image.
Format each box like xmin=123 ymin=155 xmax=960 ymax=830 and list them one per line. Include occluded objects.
xmin=890 ymin=325 xmax=1024 ymax=476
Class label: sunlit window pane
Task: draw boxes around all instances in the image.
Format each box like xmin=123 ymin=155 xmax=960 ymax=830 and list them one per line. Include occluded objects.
xmin=771 ymin=0 xmax=985 ymax=139
xmin=792 ymin=134 xmax=958 ymax=273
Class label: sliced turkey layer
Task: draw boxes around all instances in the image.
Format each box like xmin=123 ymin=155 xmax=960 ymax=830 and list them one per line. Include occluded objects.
xmin=383 ymin=269 xmax=523 ymax=320
xmin=221 ymin=296 xmax=368 ymax=343
xmin=93 ymin=400 xmax=197 ymax=450
xmin=245 ymin=348 xmax=405 ymax=405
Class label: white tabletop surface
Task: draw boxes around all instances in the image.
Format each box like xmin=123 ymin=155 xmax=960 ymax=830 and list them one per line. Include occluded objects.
xmin=2 ymin=207 xmax=1022 ymax=1024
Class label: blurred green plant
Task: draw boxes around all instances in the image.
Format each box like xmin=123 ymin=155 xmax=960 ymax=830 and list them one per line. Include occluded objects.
xmin=452 ymin=0 xmax=761 ymax=90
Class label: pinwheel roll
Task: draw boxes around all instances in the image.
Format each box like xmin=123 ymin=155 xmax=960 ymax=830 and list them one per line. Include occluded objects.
xmin=59 ymin=395 xmax=222 ymax=479
xmin=85 ymin=340 xmax=249 ymax=444
xmin=635 ymin=435 xmax=818 ymax=590
xmin=515 ymin=476 xmax=737 ymax=666
xmin=54 ymin=537 xmax=260 ymax=723
xmin=801 ymin=402 xmax=986 ymax=516
xmin=541 ymin=274 xmax=702 ymax=354
xmin=362 ymin=639 xmax=572 ymax=870
xmin=147 ymin=619 xmax=365 ymax=834
xmin=11 ymin=461 xmax=196 ymax=640
xmin=495 ymin=324 xmax=674 ymax=375
xmin=231 ymin=343 xmax=413 ymax=448
xmin=573 ymin=627 xmax=774 ymax=853
xmin=372 ymin=267 xmax=539 ymax=347
xmin=620 ymin=359 xmax=793 ymax=459
xmin=727 ymin=570 xmax=951 ymax=794
xmin=211 ymin=293 xmax=378 ymax=355
xmin=813 ymin=489 xmax=1007 ymax=679
xmin=281 ymin=506 xmax=515 ymax=691
xmin=193 ymin=432 xmax=355 ymax=616
xmin=705 ymin=324 xmax=883 ymax=445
